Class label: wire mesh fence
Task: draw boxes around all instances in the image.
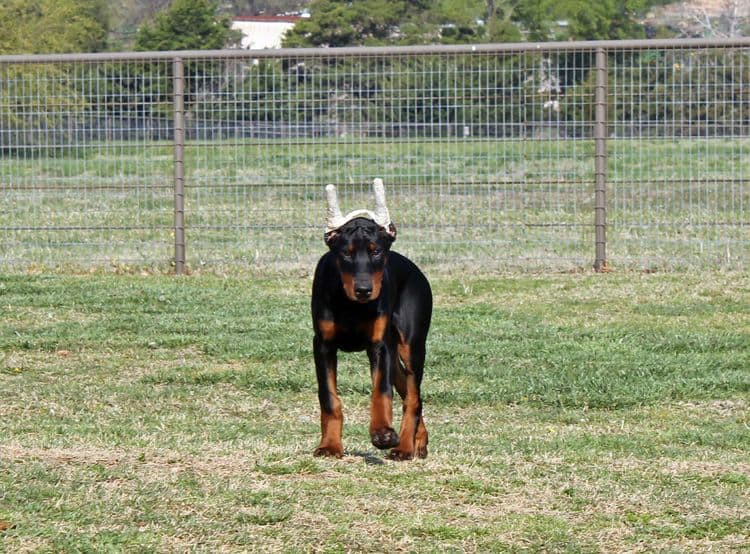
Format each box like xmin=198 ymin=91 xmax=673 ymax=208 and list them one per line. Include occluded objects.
xmin=1 ymin=40 xmax=748 ymax=274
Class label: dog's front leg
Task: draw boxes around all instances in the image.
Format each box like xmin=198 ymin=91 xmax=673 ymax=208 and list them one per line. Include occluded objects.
xmin=313 ymin=334 xmax=344 ymax=458
xmin=367 ymin=340 xmax=399 ymax=450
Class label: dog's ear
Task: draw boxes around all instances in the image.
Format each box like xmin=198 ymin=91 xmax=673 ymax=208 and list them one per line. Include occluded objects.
xmin=324 ymin=230 xmax=340 ymax=249
xmin=381 ymin=223 xmax=397 ymax=245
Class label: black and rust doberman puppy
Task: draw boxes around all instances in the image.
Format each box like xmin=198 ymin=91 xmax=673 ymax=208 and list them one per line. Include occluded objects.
xmin=311 ymin=179 xmax=432 ymax=460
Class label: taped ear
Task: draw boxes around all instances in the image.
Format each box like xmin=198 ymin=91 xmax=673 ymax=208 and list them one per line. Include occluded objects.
xmin=382 ymin=223 xmax=397 ymax=243
xmin=324 ymin=229 xmax=340 ymax=248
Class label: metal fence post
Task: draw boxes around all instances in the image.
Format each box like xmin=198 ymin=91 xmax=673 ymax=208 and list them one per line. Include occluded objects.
xmin=593 ymin=48 xmax=608 ymax=272
xmin=173 ymin=57 xmax=186 ymax=275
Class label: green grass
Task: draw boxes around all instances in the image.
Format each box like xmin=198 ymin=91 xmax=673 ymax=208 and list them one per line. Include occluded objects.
xmin=1 ymin=137 xmax=748 ymax=272
xmin=1 ymin=272 xmax=748 ymax=551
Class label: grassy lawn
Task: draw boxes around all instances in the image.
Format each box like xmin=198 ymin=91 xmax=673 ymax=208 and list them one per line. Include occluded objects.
xmin=1 ymin=272 xmax=748 ymax=552
xmin=2 ymin=138 xmax=748 ymax=272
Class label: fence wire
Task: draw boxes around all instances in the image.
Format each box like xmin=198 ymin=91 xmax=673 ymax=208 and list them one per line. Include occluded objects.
xmin=1 ymin=40 xmax=748 ymax=273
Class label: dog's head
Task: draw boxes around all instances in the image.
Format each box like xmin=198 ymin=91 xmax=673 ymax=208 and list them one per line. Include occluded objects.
xmin=323 ymin=180 xmax=397 ymax=303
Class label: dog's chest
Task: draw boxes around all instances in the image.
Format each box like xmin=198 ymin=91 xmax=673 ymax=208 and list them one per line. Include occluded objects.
xmin=330 ymin=309 xmax=390 ymax=352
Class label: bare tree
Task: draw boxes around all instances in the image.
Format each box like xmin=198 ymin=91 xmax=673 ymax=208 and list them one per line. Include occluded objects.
xmin=682 ymin=0 xmax=749 ymax=38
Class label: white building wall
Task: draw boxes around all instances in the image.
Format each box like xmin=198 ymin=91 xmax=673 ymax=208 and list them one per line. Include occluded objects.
xmin=231 ymin=18 xmax=299 ymax=49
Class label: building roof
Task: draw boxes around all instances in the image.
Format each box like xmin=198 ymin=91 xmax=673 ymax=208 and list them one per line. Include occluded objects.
xmin=232 ymin=15 xmax=302 ymax=23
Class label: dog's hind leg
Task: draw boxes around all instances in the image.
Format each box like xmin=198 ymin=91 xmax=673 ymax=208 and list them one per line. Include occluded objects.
xmin=389 ymin=338 xmax=428 ymax=460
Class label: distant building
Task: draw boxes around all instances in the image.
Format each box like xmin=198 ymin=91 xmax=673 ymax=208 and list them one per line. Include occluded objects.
xmin=231 ymin=15 xmax=304 ymax=49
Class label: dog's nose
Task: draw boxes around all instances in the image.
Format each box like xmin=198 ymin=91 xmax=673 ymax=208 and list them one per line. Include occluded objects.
xmin=355 ymin=284 xmax=372 ymax=300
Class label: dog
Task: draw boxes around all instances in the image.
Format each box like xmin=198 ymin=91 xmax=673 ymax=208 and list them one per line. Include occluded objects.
xmin=311 ymin=179 xmax=432 ymax=460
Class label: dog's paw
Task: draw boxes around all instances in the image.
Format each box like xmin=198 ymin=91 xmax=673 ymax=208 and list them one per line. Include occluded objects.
xmin=386 ymin=448 xmax=414 ymax=461
xmin=370 ymin=428 xmax=400 ymax=450
xmin=314 ymin=445 xmax=344 ymax=458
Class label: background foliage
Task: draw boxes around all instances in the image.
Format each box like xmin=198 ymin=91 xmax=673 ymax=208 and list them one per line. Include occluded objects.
xmin=2 ymin=1 xmax=749 ymax=152
xmin=0 ymin=0 xmax=109 ymax=55
xmin=0 ymin=0 xmax=696 ymax=55
xmin=134 ymin=0 xmax=240 ymax=52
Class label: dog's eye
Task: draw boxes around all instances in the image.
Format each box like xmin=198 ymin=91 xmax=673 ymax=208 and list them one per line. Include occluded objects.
xmin=367 ymin=243 xmax=383 ymax=258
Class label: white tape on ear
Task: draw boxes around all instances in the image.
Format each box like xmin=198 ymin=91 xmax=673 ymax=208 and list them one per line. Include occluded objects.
xmin=325 ymin=184 xmax=345 ymax=232
xmin=372 ymin=178 xmax=391 ymax=228
xmin=324 ymin=179 xmax=393 ymax=234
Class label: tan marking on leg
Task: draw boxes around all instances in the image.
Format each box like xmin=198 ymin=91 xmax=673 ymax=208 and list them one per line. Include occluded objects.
xmin=369 ymin=369 xmax=392 ymax=432
xmin=317 ymin=319 xmax=336 ymax=341
xmin=391 ymin=340 xmax=428 ymax=459
xmin=316 ymin=369 xmax=343 ymax=457
xmin=394 ymin=373 xmax=419 ymax=458
xmin=369 ymin=314 xmax=389 ymax=343
xmin=369 ymin=317 xmax=394 ymax=446
xmin=415 ymin=415 xmax=429 ymax=458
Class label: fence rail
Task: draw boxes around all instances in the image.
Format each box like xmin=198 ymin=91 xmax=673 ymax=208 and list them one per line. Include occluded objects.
xmin=1 ymin=39 xmax=749 ymax=273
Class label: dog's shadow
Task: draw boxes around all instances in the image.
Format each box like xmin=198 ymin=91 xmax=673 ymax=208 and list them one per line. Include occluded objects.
xmin=347 ymin=450 xmax=386 ymax=465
